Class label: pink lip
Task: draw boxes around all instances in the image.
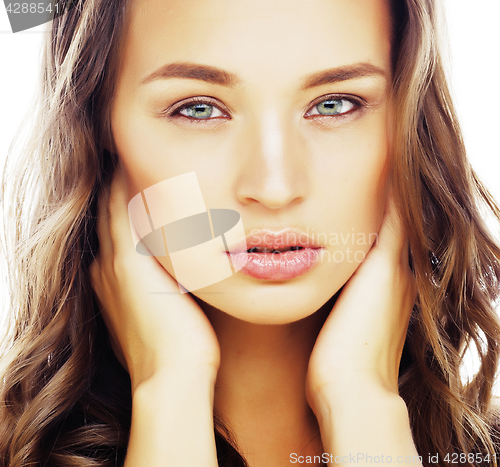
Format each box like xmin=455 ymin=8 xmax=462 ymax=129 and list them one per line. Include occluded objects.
xmin=227 ymin=229 xmax=323 ymax=281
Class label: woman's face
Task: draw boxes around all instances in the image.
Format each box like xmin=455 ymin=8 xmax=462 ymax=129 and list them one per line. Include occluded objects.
xmin=111 ymin=0 xmax=393 ymax=324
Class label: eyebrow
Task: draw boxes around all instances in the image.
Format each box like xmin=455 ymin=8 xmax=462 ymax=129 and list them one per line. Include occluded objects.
xmin=300 ymin=62 xmax=388 ymax=90
xmin=141 ymin=62 xmax=241 ymax=87
xmin=140 ymin=61 xmax=387 ymax=88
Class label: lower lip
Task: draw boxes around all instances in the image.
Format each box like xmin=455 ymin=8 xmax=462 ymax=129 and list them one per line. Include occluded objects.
xmin=228 ymin=248 xmax=322 ymax=281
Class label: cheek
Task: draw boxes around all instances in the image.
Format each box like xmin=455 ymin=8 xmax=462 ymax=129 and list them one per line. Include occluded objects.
xmin=111 ymin=108 xmax=231 ymax=287
xmin=311 ymin=128 xmax=388 ymax=298
xmin=112 ymin=107 xmax=233 ymax=207
xmin=313 ymin=119 xmax=389 ymax=243
xmin=112 ymin=102 xmax=195 ymax=198
xmin=112 ymin=103 xmax=164 ymax=197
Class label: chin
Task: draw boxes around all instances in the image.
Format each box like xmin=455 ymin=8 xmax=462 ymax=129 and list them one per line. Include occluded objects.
xmin=189 ymin=271 xmax=346 ymax=325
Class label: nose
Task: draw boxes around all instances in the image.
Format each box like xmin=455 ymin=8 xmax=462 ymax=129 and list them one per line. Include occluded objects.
xmin=235 ymin=111 xmax=309 ymax=210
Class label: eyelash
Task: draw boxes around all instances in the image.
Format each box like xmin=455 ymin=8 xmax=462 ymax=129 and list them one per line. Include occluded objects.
xmin=164 ymin=96 xmax=229 ymax=122
xmin=163 ymin=94 xmax=364 ymax=122
xmin=305 ymin=94 xmax=364 ymax=119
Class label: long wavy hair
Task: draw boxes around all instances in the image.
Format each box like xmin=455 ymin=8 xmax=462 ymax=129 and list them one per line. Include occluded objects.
xmin=1 ymin=0 xmax=500 ymax=465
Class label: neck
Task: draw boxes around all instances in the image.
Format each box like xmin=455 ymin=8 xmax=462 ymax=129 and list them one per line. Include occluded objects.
xmin=197 ymin=295 xmax=336 ymax=466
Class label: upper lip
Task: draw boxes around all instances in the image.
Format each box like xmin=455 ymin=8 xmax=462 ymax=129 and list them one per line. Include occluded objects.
xmin=227 ymin=228 xmax=323 ymax=253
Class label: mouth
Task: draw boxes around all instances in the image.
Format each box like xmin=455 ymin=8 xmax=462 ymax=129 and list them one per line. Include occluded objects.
xmin=227 ymin=229 xmax=323 ymax=281
xmin=246 ymin=245 xmax=306 ymax=253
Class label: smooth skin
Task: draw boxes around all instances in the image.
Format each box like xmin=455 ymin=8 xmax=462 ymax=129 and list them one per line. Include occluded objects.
xmin=91 ymin=171 xmax=418 ymax=466
xmin=111 ymin=0 xmax=391 ymax=324
xmin=90 ymin=0 xmax=421 ymax=465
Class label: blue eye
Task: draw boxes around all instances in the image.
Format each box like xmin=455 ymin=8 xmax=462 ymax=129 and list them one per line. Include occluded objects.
xmin=166 ymin=95 xmax=360 ymax=122
xmin=172 ymin=98 xmax=226 ymax=120
xmin=308 ymin=98 xmax=357 ymax=117
xmin=183 ymin=103 xmax=213 ymax=118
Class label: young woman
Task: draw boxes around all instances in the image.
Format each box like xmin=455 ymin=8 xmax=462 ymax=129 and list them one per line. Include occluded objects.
xmin=1 ymin=0 xmax=500 ymax=466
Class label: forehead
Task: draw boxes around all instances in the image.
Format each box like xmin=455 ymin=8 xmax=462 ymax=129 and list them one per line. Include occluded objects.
xmin=118 ymin=0 xmax=392 ymax=87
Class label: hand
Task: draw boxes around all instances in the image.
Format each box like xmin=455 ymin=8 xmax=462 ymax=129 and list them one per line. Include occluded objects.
xmin=306 ymin=192 xmax=417 ymax=407
xmin=89 ymin=168 xmax=220 ymax=391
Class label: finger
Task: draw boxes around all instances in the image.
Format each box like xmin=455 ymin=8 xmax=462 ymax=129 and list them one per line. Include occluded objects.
xmin=107 ymin=166 xmax=138 ymax=257
xmin=374 ymin=189 xmax=408 ymax=263
xmin=90 ymin=174 xmax=113 ymax=291
xmin=95 ymin=174 xmax=113 ymax=259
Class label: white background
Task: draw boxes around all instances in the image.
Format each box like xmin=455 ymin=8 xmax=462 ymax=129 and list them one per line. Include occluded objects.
xmin=0 ymin=2 xmax=499 ymax=385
